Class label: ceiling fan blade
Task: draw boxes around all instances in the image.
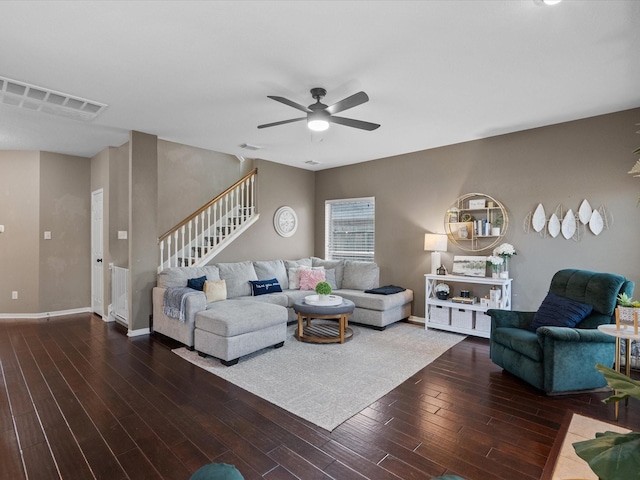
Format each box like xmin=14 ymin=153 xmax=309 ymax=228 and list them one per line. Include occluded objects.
xmin=330 ymin=116 xmax=380 ymax=131
xmin=326 ymin=91 xmax=369 ymax=115
xmin=257 ymin=117 xmax=306 ymax=129
xmin=267 ymin=96 xmax=311 ymax=113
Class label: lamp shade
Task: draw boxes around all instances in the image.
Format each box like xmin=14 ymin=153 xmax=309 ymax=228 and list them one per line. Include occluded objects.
xmin=424 ymin=233 xmax=448 ymax=252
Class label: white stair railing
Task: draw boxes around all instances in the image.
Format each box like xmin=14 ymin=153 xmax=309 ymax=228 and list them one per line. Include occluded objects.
xmin=158 ymin=168 xmax=258 ymax=271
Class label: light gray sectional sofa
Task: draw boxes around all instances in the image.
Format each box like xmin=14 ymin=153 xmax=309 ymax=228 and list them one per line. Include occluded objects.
xmin=152 ymin=257 xmax=413 ymax=365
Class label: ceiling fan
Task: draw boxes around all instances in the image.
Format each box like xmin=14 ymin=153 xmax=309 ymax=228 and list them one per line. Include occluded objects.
xmin=257 ymin=87 xmax=380 ymax=132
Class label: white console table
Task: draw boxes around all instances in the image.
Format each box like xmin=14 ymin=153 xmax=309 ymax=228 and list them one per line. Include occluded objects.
xmin=425 ymin=274 xmax=512 ymax=338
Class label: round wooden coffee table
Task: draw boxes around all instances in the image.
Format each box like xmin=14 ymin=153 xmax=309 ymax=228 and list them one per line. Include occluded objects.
xmin=293 ymin=298 xmax=355 ymax=344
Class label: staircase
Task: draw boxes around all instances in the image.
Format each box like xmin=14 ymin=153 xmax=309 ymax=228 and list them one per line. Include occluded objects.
xmin=158 ymin=168 xmax=259 ymax=271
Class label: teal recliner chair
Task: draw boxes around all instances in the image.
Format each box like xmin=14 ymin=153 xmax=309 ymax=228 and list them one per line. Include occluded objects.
xmin=487 ymin=269 xmax=634 ymax=395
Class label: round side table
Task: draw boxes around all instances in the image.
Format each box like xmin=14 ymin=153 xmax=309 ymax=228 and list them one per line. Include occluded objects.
xmin=293 ymin=298 xmax=355 ymax=344
xmin=597 ymin=324 xmax=640 ymax=420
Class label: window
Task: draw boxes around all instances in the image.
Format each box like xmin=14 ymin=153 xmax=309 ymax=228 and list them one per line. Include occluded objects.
xmin=325 ymin=197 xmax=375 ymax=261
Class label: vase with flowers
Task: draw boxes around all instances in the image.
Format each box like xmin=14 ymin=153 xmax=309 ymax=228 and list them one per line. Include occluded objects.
xmin=435 ymin=283 xmax=450 ymax=300
xmin=493 ymin=243 xmax=516 ymax=279
xmin=486 ymin=255 xmax=504 ymax=279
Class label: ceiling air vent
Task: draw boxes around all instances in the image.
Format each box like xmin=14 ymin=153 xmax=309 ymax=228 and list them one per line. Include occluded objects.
xmin=0 ymin=76 xmax=107 ymax=121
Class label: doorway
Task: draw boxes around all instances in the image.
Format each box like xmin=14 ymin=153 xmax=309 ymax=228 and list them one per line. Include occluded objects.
xmin=91 ymin=189 xmax=104 ymax=317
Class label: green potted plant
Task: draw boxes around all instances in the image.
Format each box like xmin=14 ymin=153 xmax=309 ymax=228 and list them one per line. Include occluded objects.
xmin=315 ymin=281 xmax=332 ymax=299
xmin=616 ymin=293 xmax=640 ymax=324
xmin=573 ymin=364 xmax=640 ymax=480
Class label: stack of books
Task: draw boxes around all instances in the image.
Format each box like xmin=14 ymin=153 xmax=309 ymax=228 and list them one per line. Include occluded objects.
xmin=451 ymin=296 xmax=477 ymax=305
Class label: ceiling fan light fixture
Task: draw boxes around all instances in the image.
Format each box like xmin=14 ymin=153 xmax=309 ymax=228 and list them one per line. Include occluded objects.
xmin=308 ymin=118 xmax=329 ymax=132
xmin=533 ymin=0 xmax=562 ymax=5
xmin=307 ymin=110 xmax=330 ymax=131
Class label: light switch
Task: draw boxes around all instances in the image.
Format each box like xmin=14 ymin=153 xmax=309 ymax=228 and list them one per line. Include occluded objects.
xmin=118 ymin=230 xmax=128 ymax=240
xmin=44 ymin=231 xmax=52 ymax=240
xmin=0 ymin=225 xmax=4 ymax=233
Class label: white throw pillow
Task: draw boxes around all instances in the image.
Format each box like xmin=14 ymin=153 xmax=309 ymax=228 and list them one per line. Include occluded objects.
xmin=204 ymin=279 xmax=227 ymax=303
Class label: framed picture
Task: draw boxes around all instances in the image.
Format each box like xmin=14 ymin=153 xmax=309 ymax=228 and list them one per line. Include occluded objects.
xmin=469 ymin=199 xmax=486 ymax=209
xmin=452 ymin=255 xmax=487 ymax=277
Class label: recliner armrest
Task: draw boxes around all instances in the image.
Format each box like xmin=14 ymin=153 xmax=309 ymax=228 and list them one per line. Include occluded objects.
xmin=536 ymin=326 xmax=616 ymax=343
xmin=486 ymin=309 xmax=535 ymax=330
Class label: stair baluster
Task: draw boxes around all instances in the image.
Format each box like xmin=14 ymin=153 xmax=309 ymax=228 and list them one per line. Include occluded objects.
xmin=158 ymin=168 xmax=259 ymax=271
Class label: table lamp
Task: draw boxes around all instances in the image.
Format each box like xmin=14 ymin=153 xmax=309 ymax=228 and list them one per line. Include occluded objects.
xmin=424 ymin=233 xmax=448 ymax=275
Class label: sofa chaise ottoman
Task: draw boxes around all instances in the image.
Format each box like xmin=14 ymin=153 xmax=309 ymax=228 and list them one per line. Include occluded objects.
xmin=194 ymin=300 xmax=287 ymax=366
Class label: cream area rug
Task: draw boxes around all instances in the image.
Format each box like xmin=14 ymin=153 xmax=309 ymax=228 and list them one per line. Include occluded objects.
xmin=173 ymin=322 xmax=465 ymax=431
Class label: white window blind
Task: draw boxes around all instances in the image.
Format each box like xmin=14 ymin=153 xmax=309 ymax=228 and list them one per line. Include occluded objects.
xmin=325 ymin=197 xmax=375 ymax=261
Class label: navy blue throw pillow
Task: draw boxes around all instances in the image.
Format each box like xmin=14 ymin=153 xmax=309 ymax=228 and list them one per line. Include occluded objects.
xmin=529 ymin=292 xmax=593 ymax=332
xmin=249 ymin=278 xmax=282 ymax=296
xmin=187 ymin=276 xmax=207 ymax=291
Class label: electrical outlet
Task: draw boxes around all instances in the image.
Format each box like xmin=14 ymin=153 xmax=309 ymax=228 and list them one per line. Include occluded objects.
xmin=118 ymin=230 xmax=128 ymax=240
xmin=11 ymin=291 xmax=18 ymax=300
xmin=44 ymin=231 xmax=52 ymax=240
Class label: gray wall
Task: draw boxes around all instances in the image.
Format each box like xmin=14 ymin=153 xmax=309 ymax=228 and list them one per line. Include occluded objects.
xmin=214 ymin=158 xmax=315 ymax=263
xmin=158 ymin=140 xmax=252 ymax=236
xmin=3 ymin=107 xmax=638 ymax=322
xmin=315 ymin=108 xmax=640 ymax=317
xmin=129 ymin=131 xmax=158 ymax=332
xmin=0 ymin=151 xmax=40 ymax=313
xmin=0 ymin=150 xmax=90 ymax=315
xmin=39 ymin=152 xmax=91 ymax=312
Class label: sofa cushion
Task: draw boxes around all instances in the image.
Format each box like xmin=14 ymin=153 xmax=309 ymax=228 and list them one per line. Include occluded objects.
xmin=342 ymin=261 xmax=379 ymax=290
xmin=157 ymin=265 xmax=220 ymax=288
xmin=187 ymin=276 xmax=207 ymax=291
xmin=284 ymin=258 xmax=312 ymax=269
xmin=253 ymin=260 xmax=289 ymax=290
xmin=204 ymin=280 xmax=227 ymax=303
xmin=529 ymin=292 xmax=593 ymax=332
xmin=196 ymin=300 xmax=286 ymax=337
xmin=235 ymin=293 xmax=288 ymax=308
xmin=282 ymin=289 xmax=311 ymax=307
xmin=216 ymin=261 xmax=258 ymax=298
xmin=325 ymin=269 xmax=338 ymax=290
xmin=337 ymin=288 xmax=413 ymax=312
xmin=249 ymin=278 xmax=283 ymax=296
xmin=312 ymin=257 xmax=344 ymax=289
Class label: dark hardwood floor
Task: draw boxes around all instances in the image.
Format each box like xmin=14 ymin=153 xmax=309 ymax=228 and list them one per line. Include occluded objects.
xmin=1 ymin=314 xmax=639 ymax=480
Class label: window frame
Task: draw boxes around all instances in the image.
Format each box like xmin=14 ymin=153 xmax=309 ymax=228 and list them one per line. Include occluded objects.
xmin=324 ymin=196 xmax=375 ymax=262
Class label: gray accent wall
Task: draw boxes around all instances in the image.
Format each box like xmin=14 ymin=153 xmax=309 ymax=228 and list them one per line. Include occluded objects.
xmin=0 ymin=151 xmax=90 ymax=315
xmin=0 ymin=151 xmax=40 ymax=313
xmin=315 ymin=108 xmax=640 ymax=317
xmin=157 ymin=140 xmax=252 ymax=236
xmin=213 ymin=158 xmax=315 ymax=263
xmin=39 ymin=152 xmax=91 ymax=312
xmin=129 ymin=131 xmax=158 ymax=332
xmin=2 ymin=108 xmax=638 ymax=324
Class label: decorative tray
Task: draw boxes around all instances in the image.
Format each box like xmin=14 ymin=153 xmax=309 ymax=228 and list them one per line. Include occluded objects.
xmin=304 ymin=294 xmax=343 ymax=306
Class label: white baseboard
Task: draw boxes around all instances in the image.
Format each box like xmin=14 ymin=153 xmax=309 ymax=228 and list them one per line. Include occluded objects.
xmin=0 ymin=307 xmax=92 ymax=320
xmin=407 ymin=315 xmax=425 ymax=325
xmin=127 ymin=327 xmax=150 ymax=337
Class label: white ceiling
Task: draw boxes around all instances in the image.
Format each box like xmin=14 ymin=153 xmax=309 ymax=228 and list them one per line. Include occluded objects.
xmin=0 ymin=0 xmax=639 ymax=171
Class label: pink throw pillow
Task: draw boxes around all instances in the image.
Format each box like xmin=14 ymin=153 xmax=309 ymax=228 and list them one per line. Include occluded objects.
xmin=298 ymin=268 xmax=326 ymax=290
